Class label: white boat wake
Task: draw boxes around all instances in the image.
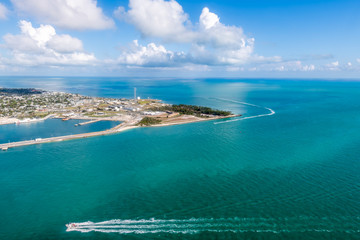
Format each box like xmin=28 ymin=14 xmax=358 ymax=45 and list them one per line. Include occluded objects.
xmin=213 ymin=98 xmax=275 ymax=125
xmin=66 ymin=217 xmax=360 ymax=234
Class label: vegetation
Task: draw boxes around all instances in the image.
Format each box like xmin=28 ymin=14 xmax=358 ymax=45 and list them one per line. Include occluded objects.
xmin=84 ymin=110 xmax=116 ymax=118
xmin=0 ymin=88 xmax=44 ymax=95
xmin=138 ymin=99 xmax=154 ymax=105
xmin=151 ymin=104 xmax=232 ymax=117
xmin=137 ymin=117 xmax=162 ymax=126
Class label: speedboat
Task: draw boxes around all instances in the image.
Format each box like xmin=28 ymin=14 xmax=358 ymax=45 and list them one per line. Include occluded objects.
xmin=66 ymin=223 xmax=77 ymax=229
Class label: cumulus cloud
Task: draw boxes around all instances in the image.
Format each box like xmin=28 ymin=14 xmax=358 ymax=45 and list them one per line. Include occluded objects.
xmin=199 ymin=7 xmax=219 ymax=30
xmin=2 ymin=20 xmax=95 ymax=66
xmin=118 ymin=40 xmax=186 ymax=67
xmin=47 ymin=35 xmax=83 ymax=53
xmin=0 ymin=3 xmax=9 ymax=20
xmin=122 ymin=0 xmax=192 ymax=42
xmin=195 ymin=8 xmax=256 ymax=65
xmin=11 ymin=0 xmax=114 ymax=30
xmin=117 ymin=0 xmax=262 ymax=67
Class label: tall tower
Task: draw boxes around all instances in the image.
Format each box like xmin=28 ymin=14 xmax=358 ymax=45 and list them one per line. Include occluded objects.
xmin=134 ymin=87 xmax=136 ymax=100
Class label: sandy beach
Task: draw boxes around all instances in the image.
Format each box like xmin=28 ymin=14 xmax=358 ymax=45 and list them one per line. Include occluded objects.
xmin=0 ymin=117 xmax=18 ymax=125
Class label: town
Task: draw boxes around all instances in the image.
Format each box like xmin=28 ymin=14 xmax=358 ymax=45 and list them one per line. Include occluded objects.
xmin=0 ymin=87 xmax=237 ymax=150
xmin=0 ymin=88 xmax=168 ymax=122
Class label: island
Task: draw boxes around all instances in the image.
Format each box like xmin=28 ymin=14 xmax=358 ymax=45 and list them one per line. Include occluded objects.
xmin=0 ymin=88 xmax=239 ymax=150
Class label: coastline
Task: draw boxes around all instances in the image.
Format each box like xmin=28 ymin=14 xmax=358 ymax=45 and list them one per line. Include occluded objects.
xmin=0 ymin=114 xmax=55 ymax=125
xmin=0 ymin=117 xmax=19 ymax=125
xmin=148 ymin=114 xmax=240 ymax=127
xmin=0 ymin=114 xmax=238 ymax=150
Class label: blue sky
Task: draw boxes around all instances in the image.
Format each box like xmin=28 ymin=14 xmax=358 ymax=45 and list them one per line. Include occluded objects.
xmin=0 ymin=0 xmax=359 ymax=78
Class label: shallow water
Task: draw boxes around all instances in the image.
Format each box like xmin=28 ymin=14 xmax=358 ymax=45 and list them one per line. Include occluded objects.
xmin=0 ymin=119 xmax=120 ymax=144
xmin=1 ymin=77 xmax=360 ymax=239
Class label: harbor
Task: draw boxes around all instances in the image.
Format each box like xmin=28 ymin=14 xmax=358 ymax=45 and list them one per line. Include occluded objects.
xmin=0 ymin=120 xmax=135 ymax=151
xmin=0 ymin=113 xmax=238 ymax=150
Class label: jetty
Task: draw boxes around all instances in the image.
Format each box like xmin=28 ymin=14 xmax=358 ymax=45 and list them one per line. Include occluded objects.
xmin=78 ymin=119 xmax=101 ymax=126
xmin=0 ymin=114 xmax=239 ymax=150
xmin=0 ymin=121 xmax=137 ymax=150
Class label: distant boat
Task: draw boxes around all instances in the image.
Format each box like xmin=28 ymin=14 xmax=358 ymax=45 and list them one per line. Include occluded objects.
xmin=66 ymin=223 xmax=77 ymax=230
xmin=62 ymin=117 xmax=70 ymax=121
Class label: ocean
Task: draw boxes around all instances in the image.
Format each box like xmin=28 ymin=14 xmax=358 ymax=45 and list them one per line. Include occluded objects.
xmin=0 ymin=77 xmax=360 ymax=239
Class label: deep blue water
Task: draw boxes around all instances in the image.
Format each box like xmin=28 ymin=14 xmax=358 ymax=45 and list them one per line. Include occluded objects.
xmin=1 ymin=77 xmax=360 ymax=239
xmin=0 ymin=119 xmax=120 ymax=144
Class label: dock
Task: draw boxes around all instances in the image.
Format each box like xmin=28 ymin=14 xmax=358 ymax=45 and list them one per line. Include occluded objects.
xmin=77 ymin=119 xmax=101 ymax=126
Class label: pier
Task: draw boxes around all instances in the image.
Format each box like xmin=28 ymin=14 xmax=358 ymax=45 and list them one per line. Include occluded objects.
xmin=0 ymin=118 xmax=140 ymax=150
xmin=78 ymin=119 xmax=101 ymax=126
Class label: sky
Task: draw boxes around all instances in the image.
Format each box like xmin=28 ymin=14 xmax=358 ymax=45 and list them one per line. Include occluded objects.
xmin=0 ymin=0 xmax=359 ymax=78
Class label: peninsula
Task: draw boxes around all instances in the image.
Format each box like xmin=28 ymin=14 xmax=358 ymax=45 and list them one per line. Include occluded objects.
xmin=0 ymin=88 xmax=238 ymax=150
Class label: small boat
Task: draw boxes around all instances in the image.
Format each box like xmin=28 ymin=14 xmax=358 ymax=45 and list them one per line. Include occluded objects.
xmin=62 ymin=117 xmax=70 ymax=121
xmin=66 ymin=223 xmax=77 ymax=229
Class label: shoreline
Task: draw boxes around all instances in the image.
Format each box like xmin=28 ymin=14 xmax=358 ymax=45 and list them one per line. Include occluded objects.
xmin=148 ymin=114 xmax=240 ymax=128
xmin=0 ymin=114 xmax=238 ymax=150
xmin=0 ymin=114 xmax=55 ymax=126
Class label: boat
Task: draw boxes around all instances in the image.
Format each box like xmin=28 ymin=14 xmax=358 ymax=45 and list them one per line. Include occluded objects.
xmin=66 ymin=223 xmax=77 ymax=229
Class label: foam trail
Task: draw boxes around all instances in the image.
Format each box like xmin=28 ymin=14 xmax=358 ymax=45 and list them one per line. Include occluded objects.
xmin=66 ymin=217 xmax=360 ymax=234
xmin=213 ymin=98 xmax=275 ymax=124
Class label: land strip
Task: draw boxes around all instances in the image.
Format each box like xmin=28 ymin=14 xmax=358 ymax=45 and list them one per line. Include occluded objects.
xmin=0 ymin=87 xmax=238 ymax=150
xmin=0 ymin=114 xmax=238 ymax=150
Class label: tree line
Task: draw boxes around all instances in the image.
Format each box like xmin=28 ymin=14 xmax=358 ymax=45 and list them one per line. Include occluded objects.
xmin=151 ymin=104 xmax=232 ymax=116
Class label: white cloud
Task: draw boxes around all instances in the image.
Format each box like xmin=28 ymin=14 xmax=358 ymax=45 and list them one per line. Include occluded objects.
xmin=251 ymin=60 xmax=316 ymax=72
xmin=303 ymin=64 xmax=315 ymax=71
xmin=11 ymin=0 xmax=114 ymax=30
xmin=319 ymin=60 xmax=360 ymax=71
xmin=113 ymin=6 xmax=126 ymax=21
xmin=117 ymin=0 xmax=262 ymax=67
xmin=47 ymin=35 xmax=83 ymax=53
xmin=322 ymin=61 xmax=340 ymax=71
xmin=331 ymin=61 xmax=339 ymax=67
xmin=195 ymin=8 xmax=255 ymax=65
xmin=0 ymin=3 xmax=9 ymax=20
xmin=357 ymin=59 xmax=360 ymax=64
xmin=124 ymin=0 xmax=192 ymax=42
xmin=2 ymin=20 xmax=95 ymax=66
xmin=118 ymin=40 xmax=186 ymax=67
xmin=199 ymin=7 xmax=219 ymax=30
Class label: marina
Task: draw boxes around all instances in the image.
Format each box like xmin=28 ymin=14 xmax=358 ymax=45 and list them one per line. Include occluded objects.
xmin=0 ymin=118 xmax=123 ymax=147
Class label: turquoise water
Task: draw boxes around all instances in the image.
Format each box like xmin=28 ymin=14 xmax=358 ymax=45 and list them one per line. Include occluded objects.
xmin=0 ymin=119 xmax=120 ymax=144
xmin=1 ymin=77 xmax=360 ymax=239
